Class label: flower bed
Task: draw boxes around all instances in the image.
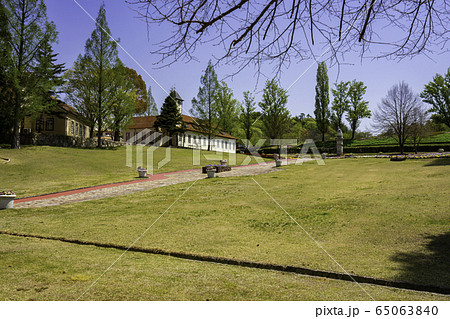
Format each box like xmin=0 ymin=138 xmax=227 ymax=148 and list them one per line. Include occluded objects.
xmin=202 ymin=165 xmax=232 ymax=174
xmin=0 ymin=190 xmax=15 ymax=196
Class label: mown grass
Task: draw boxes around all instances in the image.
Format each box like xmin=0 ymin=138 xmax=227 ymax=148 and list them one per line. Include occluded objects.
xmin=1 ymin=158 xmax=449 ymax=300
xmin=0 ymin=235 xmax=448 ymax=301
xmin=0 ymin=145 xmax=267 ymax=197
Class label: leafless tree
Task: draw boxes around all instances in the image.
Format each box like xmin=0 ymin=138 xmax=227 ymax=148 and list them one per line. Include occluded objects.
xmin=374 ymin=81 xmax=423 ymax=154
xmin=409 ymin=104 xmax=429 ymax=154
xmin=126 ymin=0 xmax=449 ymax=75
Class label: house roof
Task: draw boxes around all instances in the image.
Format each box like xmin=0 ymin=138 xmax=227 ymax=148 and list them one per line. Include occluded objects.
xmin=47 ymin=98 xmax=91 ymax=126
xmin=127 ymin=115 xmax=237 ymax=140
xmin=173 ymin=90 xmax=183 ymax=101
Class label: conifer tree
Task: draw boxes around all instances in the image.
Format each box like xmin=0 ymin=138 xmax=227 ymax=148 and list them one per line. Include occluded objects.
xmin=83 ymin=3 xmax=120 ymax=147
xmin=314 ymin=62 xmax=330 ymax=142
xmin=146 ymin=86 xmax=158 ymax=116
xmin=2 ymin=0 xmax=61 ymax=148
xmin=154 ymin=89 xmax=185 ymax=146
xmin=191 ymin=60 xmax=219 ymax=151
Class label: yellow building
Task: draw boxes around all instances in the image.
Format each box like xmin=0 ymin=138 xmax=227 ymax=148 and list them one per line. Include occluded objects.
xmin=24 ymin=100 xmax=91 ymax=138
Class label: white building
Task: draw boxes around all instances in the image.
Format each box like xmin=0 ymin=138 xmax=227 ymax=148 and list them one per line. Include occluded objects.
xmin=123 ymin=91 xmax=237 ymax=153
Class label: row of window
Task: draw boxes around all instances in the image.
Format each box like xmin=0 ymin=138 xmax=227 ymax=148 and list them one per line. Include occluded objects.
xmin=36 ymin=118 xmax=54 ymax=132
xmin=70 ymin=121 xmax=87 ymax=137
xmin=184 ymin=134 xmax=234 ymax=150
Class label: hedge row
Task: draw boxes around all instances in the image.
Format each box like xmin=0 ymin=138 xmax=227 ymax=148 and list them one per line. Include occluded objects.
xmin=259 ymin=143 xmax=449 ymax=155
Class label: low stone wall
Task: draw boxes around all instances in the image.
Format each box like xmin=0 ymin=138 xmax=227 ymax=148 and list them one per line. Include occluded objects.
xmin=21 ymin=133 xmax=124 ymax=148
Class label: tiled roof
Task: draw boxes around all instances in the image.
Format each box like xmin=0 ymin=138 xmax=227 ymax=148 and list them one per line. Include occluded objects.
xmin=48 ymin=98 xmax=91 ymax=125
xmin=127 ymin=115 xmax=237 ymax=140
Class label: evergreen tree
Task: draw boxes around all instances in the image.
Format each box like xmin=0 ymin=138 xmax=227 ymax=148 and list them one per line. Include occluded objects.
xmin=241 ymin=91 xmax=256 ymax=148
xmin=0 ymin=4 xmax=14 ymax=143
xmin=215 ymin=81 xmax=240 ymax=135
xmin=259 ymin=79 xmax=291 ymax=141
xmin=146 ymin=86 xmax=158 ymax=116
xmin=346 ymin=80 xmax=371 ymax=140
xmin=2 ymin=0 xmax=61 ymax=148
xmin=331 ymin=81 xmax=350 ymax=131
xmin=84 ymin=3 xmax=119 ymax=148
xmin=191 ymin=60 xmax=219 ymax=151
xmin=154 ymin=88 xmax=185 ymax=146
xmin=314 ymin=62 xmax=330 ymax=142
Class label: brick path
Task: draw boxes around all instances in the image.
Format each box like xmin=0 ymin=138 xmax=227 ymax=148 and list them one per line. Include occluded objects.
xmin=15 ymin=159 xmax=306 ymax=208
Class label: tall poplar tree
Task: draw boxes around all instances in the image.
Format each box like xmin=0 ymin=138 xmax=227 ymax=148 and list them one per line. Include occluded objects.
xmin=241 ymin=91 xmax=256 ymax=148
xmin=314 ymin=62 xmax=330 ymax=141
xmin=2 ymin=0 xmax=61 ymax=148
xmin=191 ymin=60 xmax=219 ymax=151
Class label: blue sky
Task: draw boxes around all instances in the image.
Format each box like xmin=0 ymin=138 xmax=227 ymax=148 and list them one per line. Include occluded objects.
xmin=46 ymin=0 xmax=449 ymax=133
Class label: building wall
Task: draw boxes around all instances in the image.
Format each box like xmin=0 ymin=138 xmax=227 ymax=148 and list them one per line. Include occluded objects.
xmin=178 ymin=131 xmax=236 ymax=153
xmin=25 ymin=114 xmax=90 ymax=138
xmin=124 ymin=129 xmax=236 ymax=153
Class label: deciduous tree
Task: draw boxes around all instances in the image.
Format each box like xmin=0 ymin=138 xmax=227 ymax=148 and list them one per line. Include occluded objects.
xmin=259 ymin=79 xmax=291 ymax=141
xmin=331 ymin=81 xmax=350 ymax=131
xmin=215 ymin=81 xmax=240 ymax=136
xmin=128 ymin=1 xmax=448 ymax=74
xmin=346 ymin=80 xmax=371 ymax=140
xmin=374 ymin=82 xmax=421 ymax=154
xmin=420 ymin=68 xmax=450 ymax=128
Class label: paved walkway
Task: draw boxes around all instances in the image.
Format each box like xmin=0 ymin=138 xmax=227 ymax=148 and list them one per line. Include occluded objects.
xmin=15 ymin=159 xmax=303 ymax=208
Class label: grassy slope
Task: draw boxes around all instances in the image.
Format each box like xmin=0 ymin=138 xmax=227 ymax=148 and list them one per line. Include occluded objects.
xmin=2 ymin=236 xmax=445 ymax=301
xmin=0 ymin=145 xmax=267 ymax=197
xmin=1 ymin=158 xmax=449 ymax=300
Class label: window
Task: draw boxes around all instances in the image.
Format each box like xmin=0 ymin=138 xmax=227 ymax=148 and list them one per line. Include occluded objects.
xmin=46 ymin=118 xmax=54 ymax=131
xmin=75 ymin=123 xmax=79 ymax=136
xmin=35 ymin=120 xmax=43 ymax=132
xmin=188 ymin=134 xmax=191 ymax=143
xmin=71 ymin=121 xmax=74 ymax=135
xmin=126 ymin=132 xmax=130 ymax=142
xmin=225 ymin=141 xmax=228 ymax=149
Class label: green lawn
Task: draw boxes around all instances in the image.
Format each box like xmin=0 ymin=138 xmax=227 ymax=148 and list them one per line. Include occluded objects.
xmin=1 ymin=157 xmax=449 ymax=300
xmin=0 ymin=145 xmax=267 ymax=197
xmin=0 ymin=235 xmax=446 ymax=301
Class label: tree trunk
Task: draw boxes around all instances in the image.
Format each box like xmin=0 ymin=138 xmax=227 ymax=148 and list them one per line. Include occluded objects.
xmin=97 ymin=118 xmax=102 ymax=148
xmin=90 ymin=126 xmax=95 ymax=139
xmin=114 ymin=130 xmax=120 ymax=141
xmin=11 ymin=124 xmax=20 ymax=149
xmin=351 ymin=128 xmax=356 ymax=140
xmin=322 ymin=131 xmax=325 ymax=142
